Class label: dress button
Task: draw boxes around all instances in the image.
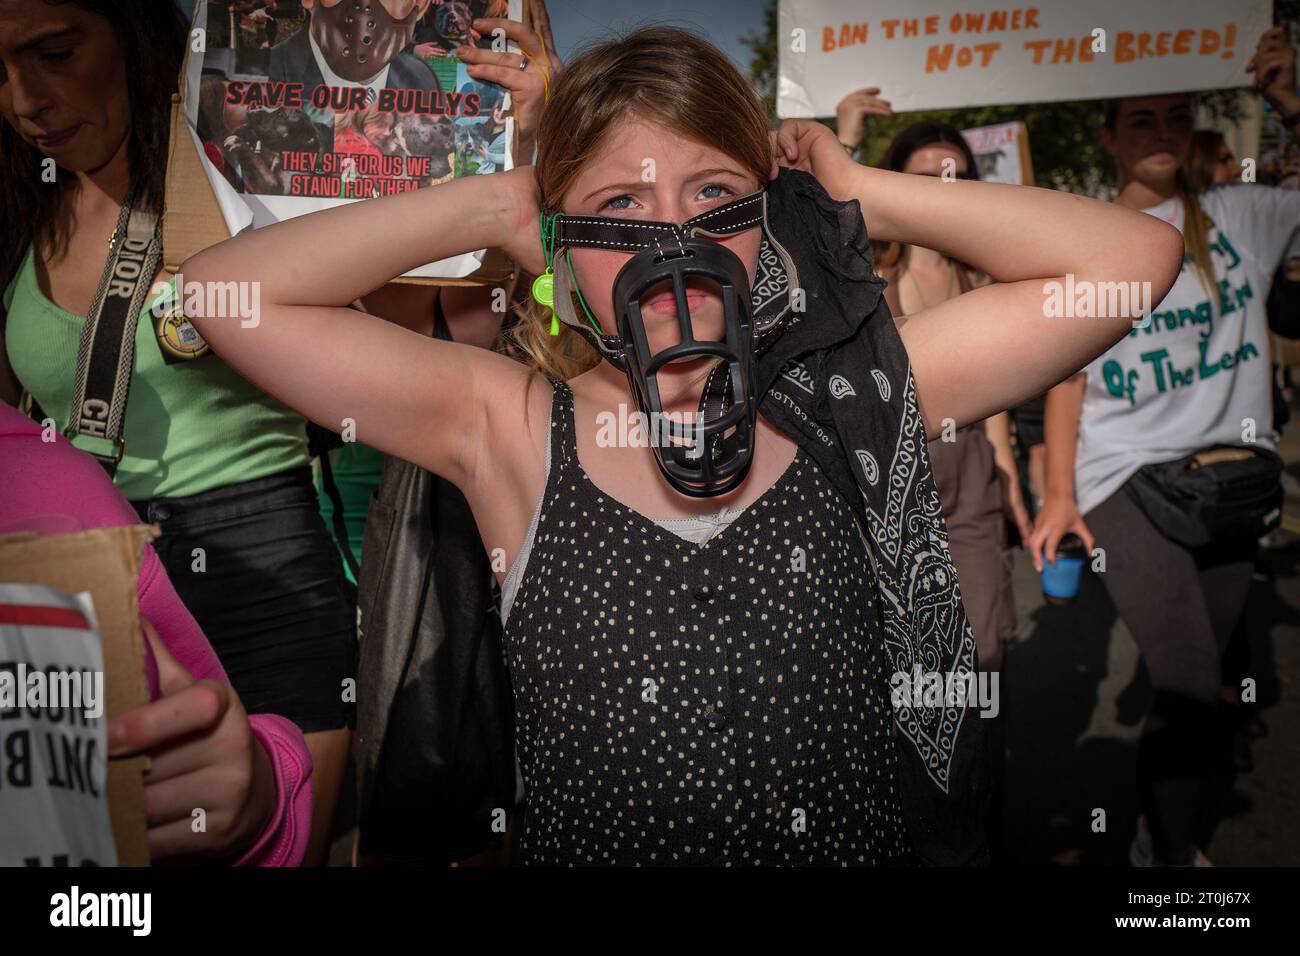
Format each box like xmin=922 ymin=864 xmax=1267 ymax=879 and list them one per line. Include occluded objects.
xmin=152 ymin=504 xmax=171 ymax=521
xmin=703 ymin=702 xmax=726 ymax=732
xmin=693 ymin=584 xmax=713 ymax=603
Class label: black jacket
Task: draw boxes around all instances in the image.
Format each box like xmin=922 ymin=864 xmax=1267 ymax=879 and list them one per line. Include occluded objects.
xmin=353 ymin=313 xmax=515 ymax=865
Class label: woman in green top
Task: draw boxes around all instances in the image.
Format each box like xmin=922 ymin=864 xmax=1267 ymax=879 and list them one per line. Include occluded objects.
xmin=0 ymin=0 xmax=353 ymax=865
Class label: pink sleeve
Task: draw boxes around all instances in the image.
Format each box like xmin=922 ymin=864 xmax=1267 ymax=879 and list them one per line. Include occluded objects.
xmin=137 ymin=559 xmax=313 ymax=868
xmin=135 ymin=552 xmax=230 ymax=683
xmin=237 ymin=715 xmax=314 ymax=867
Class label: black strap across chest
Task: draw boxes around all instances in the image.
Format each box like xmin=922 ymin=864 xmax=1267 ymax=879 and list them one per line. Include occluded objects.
xmin=64 ymin=193 xmax=162 ymax=476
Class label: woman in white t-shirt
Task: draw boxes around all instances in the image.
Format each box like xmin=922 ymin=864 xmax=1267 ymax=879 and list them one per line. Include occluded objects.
xmin=1030 ymin=27 xmax=1300 ymax=866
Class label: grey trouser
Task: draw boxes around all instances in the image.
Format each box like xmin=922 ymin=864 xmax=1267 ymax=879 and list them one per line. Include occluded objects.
xmin=930 ymin=426 xmax=1015 ymax=672
xmin=1085 ymin=482 xmax=1257 ymax=863
xmin=1085 ymin=485 xmax=1255 ymax=703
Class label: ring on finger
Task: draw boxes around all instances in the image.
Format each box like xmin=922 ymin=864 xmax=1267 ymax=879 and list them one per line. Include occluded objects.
xmin=517 ymin=53 xmax=530 ymax=71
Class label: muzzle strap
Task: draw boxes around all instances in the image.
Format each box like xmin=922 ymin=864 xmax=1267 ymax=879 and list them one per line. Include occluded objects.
xmin=552 ymin=191 xmax=765 ymax=253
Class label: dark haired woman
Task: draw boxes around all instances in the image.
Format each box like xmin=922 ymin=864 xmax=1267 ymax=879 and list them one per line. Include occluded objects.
xmin=1030 ymin=27 xmax=1300 ymax=865
xmin=0 ymin=0 xmax=353 ymax=864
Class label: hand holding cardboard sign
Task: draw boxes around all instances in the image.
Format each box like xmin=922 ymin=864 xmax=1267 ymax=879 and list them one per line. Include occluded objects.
xmin=462 ymin=0 xmax=564 ymax=158
xmin=107 ymin=621 xmax=276 ymax=862
xmin=834 ymin=86 xmax=894 ymax=152
xmin=1247 ymin=27 xmax=1297 ymax=104
xmin=1247 ymin=26 xmax=1300 ymax=128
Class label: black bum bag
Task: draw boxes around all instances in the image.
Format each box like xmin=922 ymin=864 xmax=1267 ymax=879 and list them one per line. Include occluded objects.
xmin=1125 ymin=445 xmax=1284 ymax=548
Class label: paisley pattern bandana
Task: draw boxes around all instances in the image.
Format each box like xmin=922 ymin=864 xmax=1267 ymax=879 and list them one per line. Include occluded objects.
xmin=751 ymin=169 xmax=990 ymax=865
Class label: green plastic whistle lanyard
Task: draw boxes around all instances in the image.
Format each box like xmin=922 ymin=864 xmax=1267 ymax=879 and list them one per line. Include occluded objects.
xmin=531 ymin=211 xmax=600 ymax=337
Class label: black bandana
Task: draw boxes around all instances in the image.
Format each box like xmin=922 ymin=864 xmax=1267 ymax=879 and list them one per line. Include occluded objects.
xmin=753 ymin=169 xmax=990 ymax=865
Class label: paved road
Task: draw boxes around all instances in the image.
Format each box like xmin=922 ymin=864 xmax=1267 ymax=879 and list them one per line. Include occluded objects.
xmin=1000 ymin=422 xmax=1300 ymax=866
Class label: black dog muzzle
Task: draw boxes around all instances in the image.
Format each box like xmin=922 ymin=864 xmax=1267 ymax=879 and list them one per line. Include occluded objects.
xmin=537 ymin=190 xmax=794 ymax=498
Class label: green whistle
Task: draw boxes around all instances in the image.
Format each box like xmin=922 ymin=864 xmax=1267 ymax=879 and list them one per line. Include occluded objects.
xmin=531 ymin=270 xmax=554 ymax=309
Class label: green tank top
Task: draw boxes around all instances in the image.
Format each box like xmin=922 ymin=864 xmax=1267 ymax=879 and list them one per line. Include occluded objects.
xmin=314 ymin=441 xmax=386 ymax=585
xmin=3 ymin=247 xmax=309 ymax=500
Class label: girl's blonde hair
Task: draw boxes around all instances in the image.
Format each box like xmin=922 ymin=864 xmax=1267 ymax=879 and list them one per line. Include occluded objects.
xmin=506 ymin=26 xmax=773 ymax=381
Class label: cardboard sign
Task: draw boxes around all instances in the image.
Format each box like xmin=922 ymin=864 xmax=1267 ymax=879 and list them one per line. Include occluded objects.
xmin=174 ymin=0 xmax=523 ymax=282
xmin=778 ymin=0 xmax=1272 ymax=116
xmin=962 ymin=120 xmax=1034 ymax=185
xmin=0 ymin=585 xmax=118 ymax=867
xmin=0 ymin=525 xmax=157 ymax=867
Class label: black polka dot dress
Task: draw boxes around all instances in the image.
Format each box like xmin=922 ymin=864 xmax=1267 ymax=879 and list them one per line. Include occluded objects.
xmin=504 ymin=381 xmax=912 ymax=865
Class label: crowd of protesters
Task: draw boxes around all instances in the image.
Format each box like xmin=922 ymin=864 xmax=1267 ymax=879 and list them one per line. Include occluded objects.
xmin=0 ymin=0 xmax=1297 ymax=867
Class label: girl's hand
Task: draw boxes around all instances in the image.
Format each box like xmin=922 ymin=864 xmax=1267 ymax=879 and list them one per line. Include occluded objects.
xmin=107 ymin=621 xmax=276 ymax=862
xmin=834 ymin=86 xmax=893 ymax=151
xmin=495 ymin=165 xmax=547 ymax=274
xmin=1247 ymin=26 xmax=1298 ymax=109
xmin=459 ymin=0 xmax=563 ymax=156
xmin=1027 ymin=494 xmax=1095 ymax=573
xmin=771 ymin=118 xmax=863 ymax=202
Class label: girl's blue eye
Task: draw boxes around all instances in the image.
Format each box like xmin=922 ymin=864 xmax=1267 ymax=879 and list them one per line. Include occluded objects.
xmin=700 ymin=184 xmax=732 ymax=200
xmin=601 ymin=195 xmax=635 ymax=211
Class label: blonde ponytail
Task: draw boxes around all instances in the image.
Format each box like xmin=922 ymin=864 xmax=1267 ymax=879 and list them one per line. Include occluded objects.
xmin=1177 ymin=170 xmax=1219 ymax=312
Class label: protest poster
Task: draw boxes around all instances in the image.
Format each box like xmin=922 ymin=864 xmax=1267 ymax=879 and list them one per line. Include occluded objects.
xmin=0 ymin=585 xmax=118 ymax=868
xmin=778 ymin=0 xmax=1272 ymax=117
xmin=962 ymin=120 xmax=1034 ymax=185
xmin=180 ymin=0 xmax=522 ymax=280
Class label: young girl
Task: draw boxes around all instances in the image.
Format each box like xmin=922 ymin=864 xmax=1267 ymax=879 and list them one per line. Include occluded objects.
xmin=1030 ymin=29 xmax=1300 ymax=866
xmin=182 ymin=27 xmax=1182 ymax=865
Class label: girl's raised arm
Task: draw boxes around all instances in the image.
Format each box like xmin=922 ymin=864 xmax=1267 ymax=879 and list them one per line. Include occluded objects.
xmin=773 ymin=120 xmax=1184 ymax=436
xmin=180 ymin=168 xmax=543 ymax=487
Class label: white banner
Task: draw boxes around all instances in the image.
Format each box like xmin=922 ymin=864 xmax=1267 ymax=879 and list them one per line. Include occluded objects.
xmin=778 ymin=0 xmax=1273 ymax=117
